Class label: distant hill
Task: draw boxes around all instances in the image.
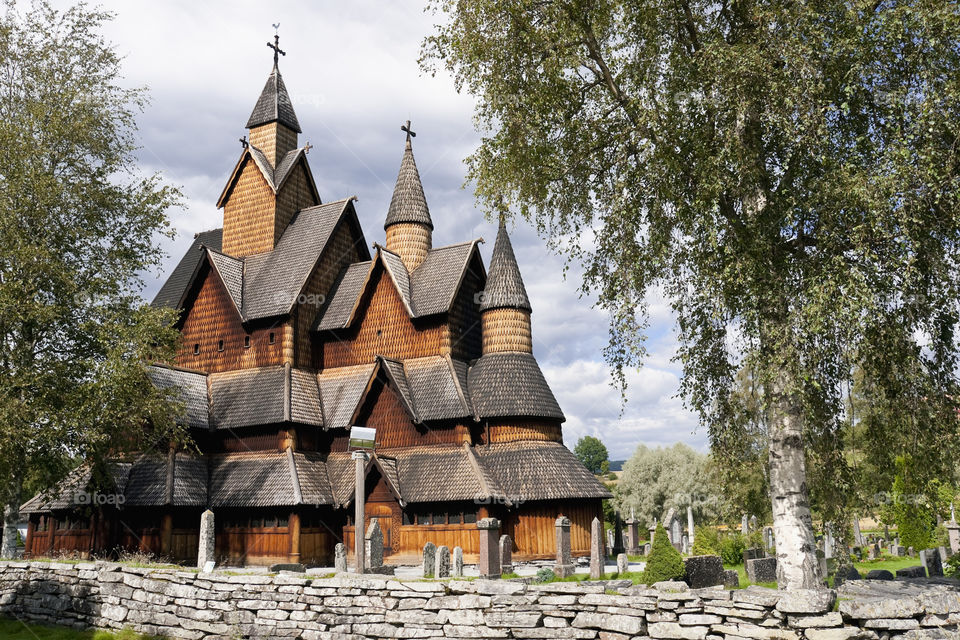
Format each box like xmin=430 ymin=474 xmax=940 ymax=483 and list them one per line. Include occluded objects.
xmin=608 ymin=460 xmax=625 ymax=472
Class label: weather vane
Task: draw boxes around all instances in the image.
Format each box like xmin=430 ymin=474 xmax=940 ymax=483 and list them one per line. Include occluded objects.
xmin=401 ymin=120 xmax=416 ymax=144
xmin=267 ymin=24 xmax=285 ymax=67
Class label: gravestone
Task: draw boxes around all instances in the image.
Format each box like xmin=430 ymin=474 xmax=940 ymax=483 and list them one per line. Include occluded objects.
xmin=606 ymin=529 xmax=614 ymax=549
xmin=897 ymin=566 xmax=926 ymax=578
xmin=649 ymin=517 xmax=657 ymax=543
xmin=477 ymin=518 xmax=500 ymax=579
xmin=824 ymin=524 xmax=834 ymax=560
xmin=365 ymin=518 xmax=384 ymax=570
xmin=867 ymin=544 xmax=878 ymax=560
xmin=499 ymin=535 xmax=513 ymax=574
xmin=590 ymin=517 xmax=604 ymax=579
xmin=612 ymin=512 xmax=625 ymax=555
xmin=423 ymin=542 xmax=437 ymax=578
xmin=816 ymin=549 xmax=827 ymax=578
xmin=681 ymin=534 xmax=689 ymax=555
xmin=668 ymin=509 xmax=682 ymax=544
xmin=764 ymin=526 xmax=774 ymax=551
xmin=921 ymin=548 xmax=943 ymax=577
xmin=908 ymin=546 xmax=916 ymax=557
xmin=625 ymin=518 xmax=640 ymax=554
xmin=884 ymin=524 xmax=890 ymax=542
xmin=554 ymin=516 xmax=575 ymax=578
xmin=865 ymin=569 xmax=894 ymax=580
xmin=723 ymin=569 xmax=740 ymax=588
xmin=617 ymin=553 xmax=629 ymax=575
xmin=749 ymin=515 xmax=758 ymax=532
xmin=743 ymin=547 xmax=762 ymax=565
xmin=197 ymin=510 xmax=215 ymax=571
xmin=452 ymin=546 xmax=464 ymax=577
xmin=853 ymin=518 xmax=864 ymax=546
xmin=436 ymin=545 xmax=451 ymax=578
xmin=683 ymin=555 xmax=724 ymax=589
xmin=947 ymin=521 xmax=960 ymax=555
xmin=334 ymin=543 xmax=347 ymax=573
xmin=687 ymin=506 xmax=695 ymax=547
xmin=891 ymin=544 xmax=905 ymax=557
xmin=745 ymin=557 xmax=777 ymax=584
xmin=941 ymin=546 xmax=951 ymax=566
xmin=741 ymin=514 xmax=749 ymax=535
xmin=644 ymin=542 xmax=652 ymax=555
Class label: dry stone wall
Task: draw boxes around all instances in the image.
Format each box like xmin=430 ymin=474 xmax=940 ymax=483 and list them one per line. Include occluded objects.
xmin=1 ymin=561 xmax=959 ymax=640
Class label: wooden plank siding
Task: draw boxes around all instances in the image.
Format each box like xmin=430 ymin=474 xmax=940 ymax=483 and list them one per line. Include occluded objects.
xmin=485 ymin=419 xmax=564 ymax=444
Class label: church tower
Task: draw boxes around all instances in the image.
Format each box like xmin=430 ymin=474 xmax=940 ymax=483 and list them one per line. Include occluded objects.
xmin=479 ymin=217 xmax=533 ymax=353
xmin=384 ymin=121 xmax=433 ymax=271
xmin=218 ymin=35 xmax=319 ymax=257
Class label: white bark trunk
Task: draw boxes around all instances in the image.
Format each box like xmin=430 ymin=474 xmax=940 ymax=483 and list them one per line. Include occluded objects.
xmin=768 ymin=371 xmax=822 ymax=589
xmin=1 ymin=476 xmax=22 ymax=559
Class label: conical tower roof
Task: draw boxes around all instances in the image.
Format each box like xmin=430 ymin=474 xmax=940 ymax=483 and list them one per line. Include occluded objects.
xmin=480 ymin=217 xmax=531 ymax=312
xmin=246 ymin=65 xmax=301 ymax=133
xmin=385 ymin=139 xmax=433 ymax=230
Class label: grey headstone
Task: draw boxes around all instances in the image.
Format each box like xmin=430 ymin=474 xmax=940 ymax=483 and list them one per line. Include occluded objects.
xmin=833 ymin=565 xmax=860 ymax=588
xmin=884 ymin=524 xmax=890 ymax=541
xmin=681 ymin=534 xmax=689 ymax=555
xmin=197 ymin=509 xmax=215 ymax=570
xmin=554 ymin=516 xmax=575 ymax=577
xmin=452 ymin=546 xmax=464 ymax=577
xmin=745 ymin=557 xmax=777 ymax=584
xmin=749 ymin=515 xmax=758 ymax=532
xmin=853 ymin=518 xmax=864 ymax=546
xmin=723 ymin=569 xmax=740 ymax=588
xmin=896 ymin=566 xmax=926 ymax=578
xmin=436 ymin=545 xmax=451 ymax=578
xmin=644 ymin=542 xmax=652 ymax=555
xmin=908 ymin=546 xmax=916 ymax=557
xmin=921 ymin=548 xmax=943 ymax=577
xmin=683 ymin=555 xmax=724 ymax=589
xmin=949 ymin=522 xmax=960 ymax=555
xmin=687 ymin=506 xmax=695 ymax=547
xmin=612 ymin=512 xmax=625 ymax=555
xmin=741 ymin=514 xmax=749 ymax=535
xmin=590 ymin=517 xmax=604 ymax=579
xmin=499 ymin=535 xmax=513 ymax=573
xmin=365 ymin=518 xmax=384 ymax=570
xmin=334 ymin=543 xmax=347 ymax=573
xmin=742 ymin=547 xmax=762 ymax=565
xmin=764 ymin=526 xmax=774 ymax=551
xmin=423 ymin=542 xmax=437 ymax=577
xmin=617 ymin=553 xmax=629 ymax=575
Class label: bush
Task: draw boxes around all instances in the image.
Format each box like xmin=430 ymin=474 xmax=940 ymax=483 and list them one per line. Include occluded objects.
xmin=535 ymin=567 xmax=556 ymax=583
xmin=747 ymin=528 xmax=764 ymax=550
xmin=642 ymin=522 xmax=686 ymax=585
xmin=720 ymin=532 xmax=747 ymax=566
xmin=691 ymin=526 xmax=720 ymax=556
xmin=946 ymin=552 xmax=960 ymax=580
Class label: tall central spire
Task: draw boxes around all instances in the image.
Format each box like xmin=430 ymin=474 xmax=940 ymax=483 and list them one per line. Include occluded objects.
xmin=384 ymin=120 xmax=433 ymax=271
xmin=246 ymin=33 xmax=301 ymax=168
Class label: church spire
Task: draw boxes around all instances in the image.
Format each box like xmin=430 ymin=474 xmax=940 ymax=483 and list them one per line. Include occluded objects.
xmin=480 ymin=216 xmax=531 ymax=313
xmin=384 ymin=120 xmax=433 ymax=271
xmin=246 ymin=32 xmax=300 ymax=167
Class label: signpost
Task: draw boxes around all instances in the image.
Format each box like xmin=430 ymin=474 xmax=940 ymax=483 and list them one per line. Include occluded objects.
xmin=349 ymin=426 xmax=376 ymax=573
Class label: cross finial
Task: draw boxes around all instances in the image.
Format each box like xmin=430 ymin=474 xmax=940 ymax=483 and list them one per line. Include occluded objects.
xmin=303 ymin=142 xmax=313 ymax=154
xmin=267 ymin=29 xmax=286 ymax=68
xmin=401 ymin=120 xmax=416 ymax=145
xmin=239 ymin=136 xmax=248 ymax=149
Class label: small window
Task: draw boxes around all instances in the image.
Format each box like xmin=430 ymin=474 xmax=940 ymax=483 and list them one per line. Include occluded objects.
xmin=416 ymin=513 xmax=429 ymax=526
xmin=265 ymin=516 xmax=278 ymax=528
xmin=464 ymin=511 xmax=477 ymax=524
xmin=268 ymin=332 xmax=276 ymax=344
xmin=244 ymin=335 xmax=250 ymax=349
xmin=448 ymin=512 xmax=461 ymax=524
xmin=278 ymin=516 xmax=288 ymax=528
xmin=403 ymin=511 xmax=412 ymax=525
xmin=193 ymin=343 xmax=200 ymax=355
xmin=217 ymin=340 xmax=224 ymax=352
xmin=431 ymin=512 xmax=445 ymax=526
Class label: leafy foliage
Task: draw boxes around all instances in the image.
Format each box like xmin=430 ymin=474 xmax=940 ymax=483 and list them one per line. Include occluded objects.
xmin=0 ymin=2 xmax=184 ymax=518
xmin=617 ymin=443 xmax=717 ymax=527
xmin=691 ymin=526 xmax=720 ymax=556
xmin=536 ymin=567 xmax=556 ymax=583
xmin=642 ymin=522 xmax=685 ymax=585
xmin=890 ymin=457 xmax=936 ymax=550
xmin=719 ymin=533 xmax=748 ymax=567
xmin=574 ymin=436 xmax=609 ymax=475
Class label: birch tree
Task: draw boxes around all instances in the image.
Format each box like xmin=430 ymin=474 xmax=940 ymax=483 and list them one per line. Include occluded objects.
xmin=424 ymin=0 xmax=960 ymax=587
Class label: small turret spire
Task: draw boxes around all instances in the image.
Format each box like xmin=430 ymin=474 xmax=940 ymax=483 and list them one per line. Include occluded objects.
xmin=384 ymin=121 xmax=433 ymax=270
xmin=480 ymin=216 xmax=531 ymax=312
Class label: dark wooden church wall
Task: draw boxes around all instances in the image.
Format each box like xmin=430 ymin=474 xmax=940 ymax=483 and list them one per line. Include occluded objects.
xmin=500 ymin=499 xmax=602 ymax=559
xmin=444 ymin=252 xmax=485 ymax=362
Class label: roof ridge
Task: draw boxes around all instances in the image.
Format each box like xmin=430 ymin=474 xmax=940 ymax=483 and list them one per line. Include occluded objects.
xmin=286 ymin=447 xmax=303 ymax=505
xmin=425 ymin=238 xmax=485 ymax=253
xmin=147 ymin=362 xmax=208 ymax=376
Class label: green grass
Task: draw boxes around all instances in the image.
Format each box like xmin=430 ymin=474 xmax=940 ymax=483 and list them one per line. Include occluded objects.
xmin=723 ymin=563 xmax=776 ymax=589
xmin=0 ymin=618 xmax=159 ymax=639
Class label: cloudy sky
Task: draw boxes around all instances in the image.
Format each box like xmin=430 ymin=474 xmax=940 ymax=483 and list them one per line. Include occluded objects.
xmin=74 ymin=0 xmax=704 ymax=460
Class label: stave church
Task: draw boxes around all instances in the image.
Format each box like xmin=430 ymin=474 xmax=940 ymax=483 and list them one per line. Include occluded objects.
xmin=21 ymin=40 xmax=610 ymax=566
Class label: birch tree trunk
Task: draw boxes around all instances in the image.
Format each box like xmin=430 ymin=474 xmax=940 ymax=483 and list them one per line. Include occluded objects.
xmin=768 ymin=369 xmax=822 ymax=588
xmin=1 ymin=476 xmax=22 ymax=559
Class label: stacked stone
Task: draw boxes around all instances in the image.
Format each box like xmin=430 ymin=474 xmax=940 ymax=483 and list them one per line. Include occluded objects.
xmin=2 ymin=561 xmax=960 ymax=639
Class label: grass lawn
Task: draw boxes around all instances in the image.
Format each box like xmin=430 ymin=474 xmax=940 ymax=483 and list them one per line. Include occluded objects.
xmin=0 ymin=618 xmax=158 ymax=640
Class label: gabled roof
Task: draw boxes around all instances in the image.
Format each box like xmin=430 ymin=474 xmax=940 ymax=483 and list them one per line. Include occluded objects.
xmin=210 ymin=451 xmax=298 ymax=507
xmin=313 ymin=239 xmax=484 ymax=330
xmin=468 ymin=351 xmax=564 ymax=421
xmin=216 ymin=145 xmax=319 ymax=209
xmin=246 ymin=65 xmax=301 ymax=132
xmin=473 ymin=441 xmax=612 ymax=501
xmin=152 ymin=229 xmax=223 ymax=309
xmin=384 ymin=139 xmax=432 ymax=230
xmin=404 ymin=355 xmax=474 ymax=422
xmin=480 ymin=217 xmax=531 ymax=312
xmin=206 ymin=248 xmax=243 ymax=315
xmin=209 ymin=364 xmax=324 ymax=429
xmin=124 ymin=452 xmax=207 ymax=507
xmin=316 ymin=362 xmax=377 ymax=429
xmin=146 ymin=364 xmax=209 ymax=429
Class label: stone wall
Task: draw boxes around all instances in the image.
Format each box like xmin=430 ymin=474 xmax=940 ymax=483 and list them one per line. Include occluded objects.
xmin=0 ymin=561 xmax=958 ymax=640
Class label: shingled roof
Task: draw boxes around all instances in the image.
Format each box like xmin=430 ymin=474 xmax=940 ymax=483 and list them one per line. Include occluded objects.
xmin=316 ymin=363 xmax=376 ymax=429
xmin=209 ymin=365 xmax=323 ymax=429
xmin=479 ymin=217 xmax=531 ymax=312
xmin=20 ymin=463 xmax=131 ymax=514
xmin=313 ymin=240 xmax=483 ymax=330
xmin=246 ymin=65 xmax=301 ymax=133
xmin=403 ymin=355 xmax=473 ymax=422
xmin=123 ymin=452 xmax=207 ymax=507
xmin=468 ymin=351 xmax=564 ymax=421
xmin=146 ymin=364 xmax=209 ymax=429
xmin=474 ymin=441 xmax=612 ymax=501
xmin=152 ymin=229 xmax=222 ymax=309
xmin=217 ymin=145 xmax=318 ymax=208
xmin=384 ymin=139 xmax=432 ymax=230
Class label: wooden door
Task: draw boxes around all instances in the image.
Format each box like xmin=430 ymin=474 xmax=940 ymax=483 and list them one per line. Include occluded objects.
xmin=367 ymin=503 xmax=394 ymax=551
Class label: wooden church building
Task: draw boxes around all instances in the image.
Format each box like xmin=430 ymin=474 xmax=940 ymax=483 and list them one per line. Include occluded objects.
xmin=21 ymin=42 xmax=610 ymax=566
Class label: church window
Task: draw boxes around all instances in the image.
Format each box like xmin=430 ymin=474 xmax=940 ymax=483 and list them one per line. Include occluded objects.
xmin=193 ymin=343 xmax=200 ymax=355
xmin=217 ymin=340 xmax=224 ymax=352
xmin=244 ymin=335 xmax=250 ymax=348
xmin=269 ymin=332 xmax=276 ymax=344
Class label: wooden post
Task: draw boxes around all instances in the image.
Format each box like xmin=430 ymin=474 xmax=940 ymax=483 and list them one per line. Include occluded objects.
xmin=25 ymin=519 xmax=34 ymax=558
xmin=160 ymin=513 xmax=173 ymax=556
xmin=48 ymin=516 xmax=55 ymax=556
xmin=289 ymin=512 xmax=301 ymax=564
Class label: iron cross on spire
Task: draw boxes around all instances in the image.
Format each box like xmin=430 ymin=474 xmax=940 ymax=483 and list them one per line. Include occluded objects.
xmin=267 ymin=31 xmax=286 ymax=67
xmin=401 ymin=120 xmax=416 ymax=144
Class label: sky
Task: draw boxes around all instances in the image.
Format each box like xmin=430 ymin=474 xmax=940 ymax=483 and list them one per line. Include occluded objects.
xmin=67 ymin=0 xmax=705 ymax=460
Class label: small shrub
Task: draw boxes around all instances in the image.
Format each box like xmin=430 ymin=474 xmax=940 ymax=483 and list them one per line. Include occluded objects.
xmin=747 ymin=528 xmax=764 ymax=550
xmin=720 ymin=532 xmax=747 ymax=566
xmin=945 ymin=552 xmax=960 ymax=579
xmin=642 ymin=522 xmax=685 ymax=585
xmin=691 ymin=526 xmax=720 ymax=556
xmin=535 ymin=567 xmax=556 ymax=583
